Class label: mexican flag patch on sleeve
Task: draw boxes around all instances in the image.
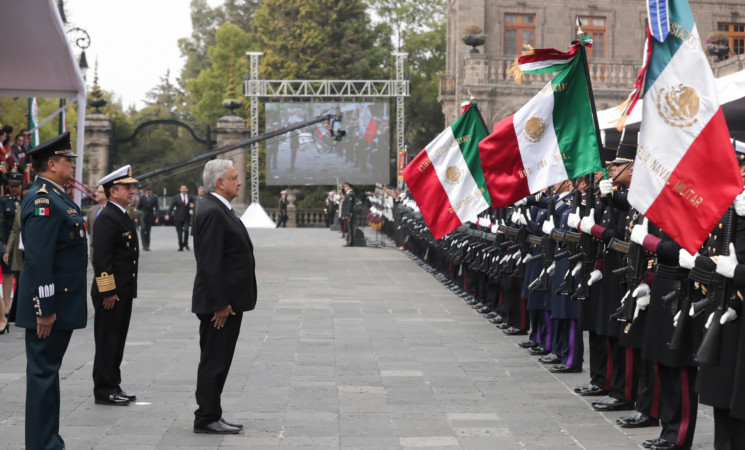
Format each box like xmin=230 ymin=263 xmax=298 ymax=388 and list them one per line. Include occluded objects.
xmin=34 ymin=207 xmax=50 ymax=216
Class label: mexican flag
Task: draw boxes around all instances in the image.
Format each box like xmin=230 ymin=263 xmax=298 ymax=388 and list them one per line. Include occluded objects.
xmin=402 ymin=102 xmax=490 ymax=239
xmin=627 ymin=0 xmax=742 ymax=253
xmin=479 ymin=49 xmax=602 ymax=208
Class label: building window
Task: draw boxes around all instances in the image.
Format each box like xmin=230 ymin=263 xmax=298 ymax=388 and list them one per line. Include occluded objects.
xmin=578 ymin=16 xmax=606 ymax=58
xmin=718 ymin=22 xmax=745 ymax=57
xmin=505 ymin=14 xmax=535 ymax=55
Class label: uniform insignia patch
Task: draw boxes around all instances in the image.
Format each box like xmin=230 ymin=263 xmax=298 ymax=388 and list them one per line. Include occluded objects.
xmin=67 ymin=208 xmax=77 ymax=216
xmin=38 ymin=184 xmax=48 ymax=194
xmin=34 ymin=207 xmax=50 ymax=216
xmin=34 ymin=198 xmax=50 ymax=205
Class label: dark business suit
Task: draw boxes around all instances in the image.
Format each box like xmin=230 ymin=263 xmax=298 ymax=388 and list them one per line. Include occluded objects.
xmin=137 ymin=193 xmax=159 ymax=250
xmin=341 ymin=189 xmax=356 ymax=246
xmin=18 ymin=177 xmax=88 ymax=450
xmin=90 ymin=202 xmax=139 ymax=400
xmin=169 ymin=193 xmax=193 ymax=250
xmin=192 ymin=193 xmax=257 ymax=427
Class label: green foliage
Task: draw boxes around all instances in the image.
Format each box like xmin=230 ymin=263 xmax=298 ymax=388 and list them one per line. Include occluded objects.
xmin=296 ymin=186 xmax=330 ymax=208
xmin=187 ymin=23 xmax=256 ymax=124
xmin=254 ymin=0 xmax=390 ymax=79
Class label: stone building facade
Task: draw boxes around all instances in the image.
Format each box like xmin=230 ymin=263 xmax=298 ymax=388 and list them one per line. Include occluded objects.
xmin=439 ymin=0 xmax=745 ymax=128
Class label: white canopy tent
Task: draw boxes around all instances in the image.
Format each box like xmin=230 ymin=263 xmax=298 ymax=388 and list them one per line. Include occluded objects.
xmin=1 ymin=0 xmax=87 ymax=204
xmin=597 ymin=69 xmax=745 ymax=145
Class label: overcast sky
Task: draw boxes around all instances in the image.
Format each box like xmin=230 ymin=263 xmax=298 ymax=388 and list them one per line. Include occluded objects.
xmin=65 ymin=0 xmax=223 ymax=110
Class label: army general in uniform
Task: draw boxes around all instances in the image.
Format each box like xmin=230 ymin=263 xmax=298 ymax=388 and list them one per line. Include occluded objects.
xmin=91 ymin=165 xmax=140 ymax=406
xmin=18 ymin=131 xmax=87 ymax=450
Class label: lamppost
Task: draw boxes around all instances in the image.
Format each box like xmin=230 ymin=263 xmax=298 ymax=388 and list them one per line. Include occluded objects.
xmin=57 ymin=0 xmax=90 ymax=133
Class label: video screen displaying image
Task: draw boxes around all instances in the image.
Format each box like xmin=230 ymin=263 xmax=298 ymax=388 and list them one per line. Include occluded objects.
xmin=265 ymin=101 xmax=391 ymax=186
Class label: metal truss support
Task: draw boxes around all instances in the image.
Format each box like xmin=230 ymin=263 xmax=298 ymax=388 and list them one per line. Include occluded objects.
xmin=393 ymin=52 xmax=407 ymax=166
xmin=246 ymin=52 xmax=262 ymax=204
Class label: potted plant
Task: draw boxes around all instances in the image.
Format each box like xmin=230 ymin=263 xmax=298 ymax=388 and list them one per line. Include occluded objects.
xmin=462 ymin=23 xmax=486 ymax=53
xmin=705 ymin=31 xmax=730 ymax=60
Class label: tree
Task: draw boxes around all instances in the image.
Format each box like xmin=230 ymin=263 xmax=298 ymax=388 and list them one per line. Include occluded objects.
xmin=369 ymin=0 xmax=447 ymax=153
xmin=253 ymin=0 xmax=390 ymax=79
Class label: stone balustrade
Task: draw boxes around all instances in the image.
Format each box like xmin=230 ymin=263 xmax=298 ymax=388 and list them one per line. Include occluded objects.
xmin=265 ymin=207 xmax=369 ymax=228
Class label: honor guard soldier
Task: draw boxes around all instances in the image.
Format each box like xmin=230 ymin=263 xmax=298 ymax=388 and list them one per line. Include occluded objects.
xmin=91 ymin=165 xmax=140 ymax=406
xmin=17 ymin=131 xmax=88 ymax=450
xmin=0 ymin=171 xmax=23 ymax=325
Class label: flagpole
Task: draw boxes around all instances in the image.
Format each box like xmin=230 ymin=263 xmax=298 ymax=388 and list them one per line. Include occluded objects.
xmin=574 ymin=18 xmax=605 ymax=173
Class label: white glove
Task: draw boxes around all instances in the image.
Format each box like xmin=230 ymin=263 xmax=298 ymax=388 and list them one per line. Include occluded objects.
xmin=721 ymin=307 xmax=738 ymax=325
xmin=525 ymin=209 xmax=532 ymax=222
xmin=630 ymin=218 xmax=649 ymax=246
xmin=547 ymin=262 xmax=555 ymax=276
xmin=510 ymin=210 xmax=521 ymax=225
xmin=587 ymin=269 xmax=603 ymax=286
xmin=716 ymin=243 xmax=738 ymax=279
xmin=633 ymin=283 xmax=651 ymax=310
xmin=513 ymin=197 xmax=527 ymax=207
xmin=620 ymin=290 xmax=630 ymax=306
xmin=499 ymin=253 xmax=510 ymax=264
xmin=579 ymin=208 xmax=595 ymax=234
xmin=541 ymin=217 xmax=555 ymax=235
xmin=567 ymin=208 xmax=580 ymax=230
xmin=705 ymin=311 xmax=716 ymax=329
xmin=735 ymin=190 xmax=745 ymax=216
xmin=512 ymin=250 xmax=522 ymax=260
xmin=522 ymin=253 xmax=530 ymax=264
xmin=571 ymin=261 xmax=582 ymax=276
xmin=679 ymin=248 xmax=697 ymax=270
xmin=673 ymin=310 xmax=681 ymax=328
xmin=598 ymin=179 xmax=614 ymax=196
xmin=490 ymin=224 xmax=499 ymax=234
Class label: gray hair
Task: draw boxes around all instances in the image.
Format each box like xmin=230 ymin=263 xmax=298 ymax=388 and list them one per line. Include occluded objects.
xmin=202 ymin=159 xmax=234 ymax=192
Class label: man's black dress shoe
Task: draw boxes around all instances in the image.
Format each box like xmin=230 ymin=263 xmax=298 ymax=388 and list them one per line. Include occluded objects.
xmin=95 ymin=393 xmax=130 ymax=406
xmin=488 ymin=316 xmax=504 ymax=324
xmin=574 ymin=382 xmax=592 ymax=393
xmin=649 ymin=439 xmax=678 ymax=449
xmin=503 ymin=327 xmax=527 ymax=336
xmin=549 ymin=364 xmax=581 ymax=373
xmin=118 ymin=389 xmax=136 ymax=402
xmin=528 ymin=346 xmax=550 ymax=356
xmin=178 ymin=248 xmax=184 ymax=252
xmin=538 ymin=353 xmax=561 ymax=364
xmin=185 ymin=246 xmax=191 ymax=251
xmin=517 ymin=340 xmax=537 ymax=349
xmin=592 ymin=396 xmax=633 ymax=411
xmin=483 ymin=311 xmax=498 ymax=319
xmin=643 ymin=438 xmax=666 ymax=448
xmin=194 ymin=420 xmax=240 ymax=434
xmin=617 ymin=411 xmax=659 ymax=428
xmin=220 ymin=418 xmax=243 ymax=429
xmin=495 ymin=322 xmax=510 ymax=330
xmin=578 ymin=384 xmax=608 ymax=396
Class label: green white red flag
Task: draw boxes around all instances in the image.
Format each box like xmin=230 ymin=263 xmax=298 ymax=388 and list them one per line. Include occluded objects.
xmin=479 ymin=46 xmax=602 ymax=208
xmin=403 ymin=102 xmax=490 ymax=239
xmin=627 ymin=0 xmax=742 ymax=253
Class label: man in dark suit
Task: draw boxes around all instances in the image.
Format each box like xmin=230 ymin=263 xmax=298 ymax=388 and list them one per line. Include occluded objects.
xmin=91 ymin=165 xmax=140 ymax=406
xmin=18 ymin=131 xmax=88 ymax=450
xmin=192 ymin=159 xmax=257 ymax=434
xmin=276 ymin=191 xmax=288 ymax=227
xmin=341 ymin=182 xmax=356 ymax=246
xmin=165 ymin=184 xmax=193 ymax=251
xmin=136 ymin=186 xmax=159 ymax=251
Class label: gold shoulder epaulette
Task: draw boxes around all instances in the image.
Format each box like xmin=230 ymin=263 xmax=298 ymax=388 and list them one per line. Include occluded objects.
xmin=95 ymin=272 xmax=116 ymax=292
xmin=38 ymin=184 xmax=48 ymax=195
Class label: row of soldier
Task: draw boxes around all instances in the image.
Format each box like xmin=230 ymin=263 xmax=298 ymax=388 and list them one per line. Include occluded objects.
xmin=395 ymin=141 xmax=745 ymax=450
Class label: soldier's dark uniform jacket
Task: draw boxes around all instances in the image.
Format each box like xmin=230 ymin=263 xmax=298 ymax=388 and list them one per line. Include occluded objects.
xmin=0 ymin=194 xmax=18 ymax=242
xmin=17 ymin=177 xmax=88 ymax=329
xmin=90 ymin=202 xmax=139 ymax=299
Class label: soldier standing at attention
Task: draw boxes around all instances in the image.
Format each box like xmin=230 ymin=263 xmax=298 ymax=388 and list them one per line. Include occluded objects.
xmin=0 ymin=171 xmax=23 ymax=327
xmin=18 ymin=131 xmax=88 ymax=450
xmin=341 ymin=182 xmax=356 ymax=247
xmin=136 ymin=186 xmax=159 ymax=251
xmin=90 ymin=165 xmax=140 ymax=406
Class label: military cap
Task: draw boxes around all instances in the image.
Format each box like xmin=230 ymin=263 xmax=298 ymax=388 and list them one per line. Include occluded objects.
xmin=601 ymin=147 xmax=617 ymax=165
xmin=733 ymin=138 xmax=745 ymax=164
xmin=344 ymin=181 xmax=353 ymax=188
xmin=27 ymin=131 xmax=76 ymax=160
xmin=98 ymin=165 xmax=138 ymax=189
xmin=7 ymin=171 xmax=22 ymax=186
xmin=611 ymin=143 xmax=636 ymax=164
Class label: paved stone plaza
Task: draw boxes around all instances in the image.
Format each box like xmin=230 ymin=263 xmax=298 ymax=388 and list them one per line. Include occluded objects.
xmin=0 ymin=226 xmax=713 ymax=449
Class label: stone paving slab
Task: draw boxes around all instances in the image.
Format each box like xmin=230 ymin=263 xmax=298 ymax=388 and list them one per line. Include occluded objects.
xmin=0 ymin=226 xmax=713 ymax=449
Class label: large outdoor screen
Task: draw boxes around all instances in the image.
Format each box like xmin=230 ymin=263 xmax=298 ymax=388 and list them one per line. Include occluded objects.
xmin=265 ymin=101 xmax=390 ymax=186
